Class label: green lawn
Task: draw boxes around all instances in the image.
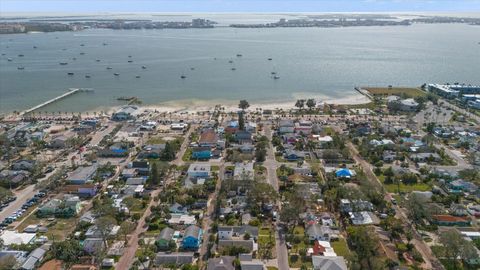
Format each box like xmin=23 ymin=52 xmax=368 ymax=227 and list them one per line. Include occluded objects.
xmin=17 ymin=214 xmax=78 ymax=241
xmin=364 ymin=87 xmax=426 ymax=97
xmin=146 ymin=136 xmax=166 ymax=144
xmin=293 ymin=226 xmax=305 ymax=236
xmin=378 ymin=175 xmax=431 ymax=193
xmin=123 ymin=197 xmax=148 ymax=212
xmin=182 ymin=148 xmax=192 ymax=161
xmin=331 ymin=238 xmax=351 ymax=257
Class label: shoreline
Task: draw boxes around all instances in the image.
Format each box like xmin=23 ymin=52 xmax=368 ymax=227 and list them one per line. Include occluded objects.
xmin=1 ymin=93 xmax=371 ymax=119
xmin=89 ymin=94 xmax=371 ymax=115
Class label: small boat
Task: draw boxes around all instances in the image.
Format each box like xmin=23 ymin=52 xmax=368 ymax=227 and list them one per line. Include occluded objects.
xmin=106 ymin=67 xmax=113 ymax=70
xmin=273 ymin=75 xmax=280 ymax=79
xmin=62 ymin=48 xmax=67 ymax=51
xmin=180 ymin=75 xmax=186 ymax=79
xmin=268 ymin=58 xmax=272 ymax=61
xmin=228 ymin=60 xmax=233 ymax=63
xmin=190 ymin=67 xmax=195 ymax=70
xmin=142 ymin=66 xmax=147 ymax=69
xmin=33 ymin=46 xmax=37 ymax=49
xmin=7 ymin=58 xmax=12 ymax=61
xmin=114 ymin=73 xmax=120 ymax=76
xmin=1 ymin=53 xmax=5 ymax=56
xmin=67 ymin=72 xmax=74 ymax=75
xmin=236 ymin=54 xmax=242 ymax=57
xmin=103 ymin=43 xmax=108 ymax=46
xmin=59 ymin=62 xmax=68 ymax=65
xmin=231 ymin=67 xmax=236 ymax=71
xmin=85 ymin=74 xmax=91 ymax=78
xmin=72 ymin=57 xmax=77 ymax=60
xmin=128 ymin=60 xmax=133 ymax=63
xmin=96 ymin=59 xmax=101 ymax=62
xmin=80 ymin=44 xmax=85 ymax=46
xmin=18 ymin=54 xmax=24 ymax=57
xmin=17 ymin=67 xmax=25 ymax=70
xmin=271 ymin=71 xmax=276 ymax=75
xmin=128 ymin=55 xmax=132 ymax=58
xmin=80 ymin=52 xmax=85 ymax=55
xmin=135 ymin=75 xmax=141 ymax=78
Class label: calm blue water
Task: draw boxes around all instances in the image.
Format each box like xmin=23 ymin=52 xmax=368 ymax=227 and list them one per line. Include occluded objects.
xmin=1 ymin=23 xmax=479 ymax=113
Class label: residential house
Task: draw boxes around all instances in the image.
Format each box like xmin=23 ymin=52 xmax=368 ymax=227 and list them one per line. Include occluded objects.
xmin=192 ymin=147 xmax=212 ymax=160
xmin=66 ymin=165 xmax=97 ymax=185
xmin=154 ymin=252 xmax=194 ymax=266
xmin=450 ymin=203 xmax=469 ymax=216
xmin=49 ymin=135 xmax=68 ymax=149
xmin=409 ymin=153 xmax=441 ymax=163
xmin=20 ymin=245 xmax=48 ymax=270
xmin=155 ymin=227 xmax=175 ymax=251
xmin=218 ymin=226 xmax=258 ymax=252
xmin=312 ymin=240 xmax=337 ymax=257
xmin=335 ymin=168 xmax=356 ymax=179
xmin=182 ymin=225 xmax=202 ymax=250
xmin=199 ymin=129 xmax=219 ymax=147
xmin=169 ymin=203 xmax=188 ymax=214
xmin=448 ymin=180 xmax=478 ymax=194
xmin=138 ymin=144 xmax=165 ymax=159
xmin=349 ymin=211 xmax=377 ymax=225
xmin=284 ymin=149 xmax=305 ymax=161
xmin=239 ymin=257 xmax=265 ymax=270
xmin=168 ymin=214 xmax=196 ymax=225
xmin=306 ymin=224 xmax=339 ymax=241
xmin=279 ymin=120 xmax=295 ymax=134
xmin=0 ymin=231 xmax=36 ymax=246
xmin=339 ymin=199 xmax=374 ymax=213
xmin=11 ymin=160 xmax=36 ymax=171
xmin=207 ymin=256 xmax=235 ymax=270
xmin=295 ymin=120 xmax=313 ymax=135
xmin=131 ymin=161 xmax=150 ymax=176
xmin=111 ymin=106 xmax=138 ymax=121
xmin=218 ymin=225 xmax=258 ymax=240
xmin=83 ymin=238 xmax=105 ymax=254
xmin=235 ymin=131 xmax=253 ymax=144
xmin=187 ymin=163 xmax=211 ymax=180
xmin=312 ymin=256 xmax=348 ymax=270
xmin=432 ymin=215 xmax=471 ymax=226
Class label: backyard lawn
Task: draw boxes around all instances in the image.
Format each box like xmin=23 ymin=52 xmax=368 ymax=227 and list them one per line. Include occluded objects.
xmin=17 ymin=213 xmax=78 ymax=241
xmin=378 ymin=175 xmax=431 ymax=193
xmin=331 ymin=238 xmax=351 ymax=257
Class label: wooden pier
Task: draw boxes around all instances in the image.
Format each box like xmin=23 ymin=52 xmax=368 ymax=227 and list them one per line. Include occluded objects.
xmin=21 ymin=88 xmax=93 ymax=115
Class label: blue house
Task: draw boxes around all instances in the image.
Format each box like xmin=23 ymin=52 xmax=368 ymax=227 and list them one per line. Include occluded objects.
xmin=284 ymin=149 xmax=305 ymax=161
xmin=192 ymin=147 xmax=212 ymax=160
xmin=182 ymin=225 xmax=202 ymax=250
xmin=335 ymin=168 xmax=356 ymax=179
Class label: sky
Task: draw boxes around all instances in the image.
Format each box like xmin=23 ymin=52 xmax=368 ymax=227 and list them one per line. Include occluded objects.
xmin=1 ymin=0 xmax=480 ymax=13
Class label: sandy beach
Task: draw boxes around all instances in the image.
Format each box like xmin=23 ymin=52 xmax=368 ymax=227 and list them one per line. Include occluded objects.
xmin=90 ymin=93 xmax=371 ymax=115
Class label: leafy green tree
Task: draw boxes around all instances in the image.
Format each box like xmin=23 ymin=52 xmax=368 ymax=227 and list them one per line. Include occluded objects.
xmin=255 ymin=148 xmax=266 ymax=162
xmin=51 ymin=239 xmax=83 ymax=263
xmin=238 ymin=112 xmax=245 ymax=130
xmin=347 ymin=226 xmax=379 ymax=269
xmin=439 ymin=229 xmax=479 ymax=268
xmin=238 ymin=100 xmax=250 ymax=111
xmin=295 ymin=99 xmax=305 ymax=110
xmin=161 ymin=142 xmax=176 ymax=161
xmin=306 ymin=99 xmax=316 ymax=110
xmin=149 ymin=162 xmax=159 ymax=185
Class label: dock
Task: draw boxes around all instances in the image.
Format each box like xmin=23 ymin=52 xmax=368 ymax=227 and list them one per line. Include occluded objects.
xmin=354 ymin=87 xmax=373 ymax=100
xmin=21 ymin=88 xmax=93 ymax=115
